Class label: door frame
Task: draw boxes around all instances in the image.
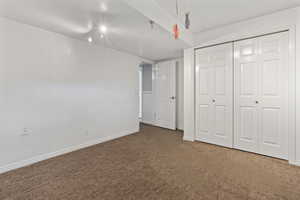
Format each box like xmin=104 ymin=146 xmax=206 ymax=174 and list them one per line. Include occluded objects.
xmin=184 ymin=25 xmax=296 ymax=165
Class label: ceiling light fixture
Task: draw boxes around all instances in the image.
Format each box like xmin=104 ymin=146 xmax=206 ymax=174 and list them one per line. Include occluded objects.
xmin=99 ymin=25 xmax=107 ymax=34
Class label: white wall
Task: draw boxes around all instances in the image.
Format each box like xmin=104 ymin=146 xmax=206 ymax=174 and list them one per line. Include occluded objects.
xmin=184 ymin=7 xmax=300 ymax=165
xmin=183 ymin=49 xmax=195 ymax=141
xmin=176 ymin=59 xmax=184 ymax=130
xmin=0 ymin=17 xmax=151 ymax=173
xmin=194 ymin=8 xmax=297 ymax=46
xmin=295 ymin=9 xmax=300 ymax=165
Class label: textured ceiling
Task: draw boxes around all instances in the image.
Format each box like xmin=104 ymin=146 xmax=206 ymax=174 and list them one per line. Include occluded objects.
xmin=153 ymin=0 xmax=300 ymax=33
xmin=0 ymin=0 xmax=188 ymax=61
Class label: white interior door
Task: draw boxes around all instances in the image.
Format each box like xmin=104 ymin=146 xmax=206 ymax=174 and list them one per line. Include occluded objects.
xmin=155 ymin=61 xmax=176 ymax=130
xmin=234 ymin=32 xmax=289 ymax=159
xmin=195 ymin=43 xmax=233 ymax=148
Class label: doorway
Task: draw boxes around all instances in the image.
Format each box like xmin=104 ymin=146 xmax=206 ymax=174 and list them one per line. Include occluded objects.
xmin=139 ymin=60 xmax=181 ymax=130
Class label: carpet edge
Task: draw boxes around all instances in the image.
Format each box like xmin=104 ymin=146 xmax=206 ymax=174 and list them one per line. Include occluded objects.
xmin=0 ymin=128 xmax=138 ymax=174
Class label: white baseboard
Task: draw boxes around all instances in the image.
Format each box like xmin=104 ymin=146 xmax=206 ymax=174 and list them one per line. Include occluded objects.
xmin=289 ymin=160 xmax=300 ymax=167
xmin=0 ymin=129 xmax=137 ymax=174
xmin=141 ymin=120 xmax=155 ymax=126
xmin=183 ymin=136 xmax=194 ymax=142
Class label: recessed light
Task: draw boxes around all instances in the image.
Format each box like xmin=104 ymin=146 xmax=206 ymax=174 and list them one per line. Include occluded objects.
xmin=99 ymin=25 xmax=107 ymax=34
xmin=88 ymin=37 xmax=92 ymax=43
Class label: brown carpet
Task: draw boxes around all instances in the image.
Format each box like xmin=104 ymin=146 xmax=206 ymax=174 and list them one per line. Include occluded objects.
xmin=0 ymin=124 xmax=300 ymax=200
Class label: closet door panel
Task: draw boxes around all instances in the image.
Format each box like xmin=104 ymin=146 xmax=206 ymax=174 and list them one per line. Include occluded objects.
xmin=196 ymin=50 xmax=212 ymax=139
xmin=213 ymin=46 xmax=232 ymax=146
xmin=258 ymin=33 xmax=288 ymax=159
xmin=215 ymin=67 xmax=225 ymax=95
xmin=196 ymin=43 xmax=233 ymax=148
xmin=240 ymin=107 xmax=257 ymax=139
xmin=198 ymin=105 xmax=210 ymax=135
xmin=199 ymin=68 xmax=209 ymax=95
xmin=234 ymin=39 xmax=259 ymax=152
xmin=215 ymin=105 xmax=226 ymax=137
xmin=234 ymin=32 xmax=288 ymax=159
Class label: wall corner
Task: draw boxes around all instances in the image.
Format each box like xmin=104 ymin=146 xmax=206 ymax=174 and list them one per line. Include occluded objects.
xmin=183 ymin=48 xmax=195 ymax=142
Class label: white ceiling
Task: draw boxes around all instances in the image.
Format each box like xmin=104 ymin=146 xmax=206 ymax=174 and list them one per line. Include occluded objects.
xmin=1 ymin=0 xmax=300 ymax=61
xmin=0 ymin=0 xmax=188 ymax=61
xmin=153 ymin=0 xmax=300 ymax=33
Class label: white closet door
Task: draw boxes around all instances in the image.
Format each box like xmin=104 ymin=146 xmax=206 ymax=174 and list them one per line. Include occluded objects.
xmin=234 ymin=32 xmax=289 ymax=159
xmin=155 ymin=61 xmax=176 ymax=130
xmin=195 ymin=43 xmax=233 ymax=148
xmin=234 ymin=38 xmax=260 ymax=153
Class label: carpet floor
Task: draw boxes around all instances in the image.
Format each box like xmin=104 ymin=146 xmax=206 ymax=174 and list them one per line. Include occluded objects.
xmin=0 ymin=124 xmax=300 ymax=200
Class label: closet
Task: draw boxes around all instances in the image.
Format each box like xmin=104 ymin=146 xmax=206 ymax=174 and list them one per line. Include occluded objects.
xmin=195 ymin=31 xmax=289 ymax=159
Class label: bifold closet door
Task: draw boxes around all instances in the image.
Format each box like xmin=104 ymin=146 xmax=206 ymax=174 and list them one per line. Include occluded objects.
xmin=234 ymin=32 xmax=289 ymax=159
xmin=195 ymin=43 xmax=233 ymax=148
